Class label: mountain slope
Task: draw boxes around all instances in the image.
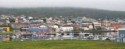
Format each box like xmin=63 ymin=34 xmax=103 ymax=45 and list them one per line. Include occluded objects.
xmin=0 ymin=7 xmax=125 ymax=19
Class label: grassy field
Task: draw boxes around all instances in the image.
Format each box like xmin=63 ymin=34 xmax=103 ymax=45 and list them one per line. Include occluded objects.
xmin=0 ymin=40 xmax=125 ymax=49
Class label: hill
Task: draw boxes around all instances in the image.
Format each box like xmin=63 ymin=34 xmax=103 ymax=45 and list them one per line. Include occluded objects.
xmin=0 ymin=7 xmax=125 ymax=19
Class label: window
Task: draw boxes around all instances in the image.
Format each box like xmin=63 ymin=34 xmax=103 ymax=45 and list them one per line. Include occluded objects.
xmin=120 ymin=34 xmax=124 ymax=37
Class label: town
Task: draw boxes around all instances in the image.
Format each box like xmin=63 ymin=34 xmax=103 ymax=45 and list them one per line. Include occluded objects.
xmin=0 ymin=15 xmax=125 ymax=42
xmin=1 ymin=0 xmax=125 ymax=49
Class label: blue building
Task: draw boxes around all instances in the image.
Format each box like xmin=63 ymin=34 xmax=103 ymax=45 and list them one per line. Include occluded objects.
xmin=117 ymin=28 xmax=125 ymax=42
xmin=27 ymin=27 xmax=50 ymax=34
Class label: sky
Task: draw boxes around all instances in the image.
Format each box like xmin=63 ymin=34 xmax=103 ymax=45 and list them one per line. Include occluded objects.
xmin=0 ymin=0 xmax=125 ymax=11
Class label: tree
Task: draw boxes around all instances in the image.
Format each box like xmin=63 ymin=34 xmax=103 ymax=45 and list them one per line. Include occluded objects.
xmin=9 ymin=18 xmax=15 ymax=22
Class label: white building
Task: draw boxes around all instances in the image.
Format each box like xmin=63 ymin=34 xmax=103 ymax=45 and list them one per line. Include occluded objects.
xmin=92 ymin=22 xmax=101 ymax=27
xmin=51 ymin=25 xmax=60 ymax=32
xmin=60 ymin=25 xmax=73 ymax=32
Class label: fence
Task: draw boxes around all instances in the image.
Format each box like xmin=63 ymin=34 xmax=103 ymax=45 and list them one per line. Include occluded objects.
xmin=0 ymin=32 xmax=115 ymax=41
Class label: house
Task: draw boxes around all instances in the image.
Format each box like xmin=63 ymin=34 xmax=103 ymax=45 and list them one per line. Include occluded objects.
xmin=92 ymin=22 xmax=101 ymax=27
xmin=0 ymin=19 xmax=6 ymax=25
xmin=0 ymin=27 xmax=10 ymax=32
xmin=80 ymin=23 xmax=93 ymax=30
xmin=11 ymin=23 xmax=30 ymax=30
xmin=51 ymin=25 xmax=60 ymax=33
xmin=111 ymin=23 xmax=125 ymax=31
xmin=60 ymin=25 xmax=74 ymax=32
xmin=101 ymin=22 xmax=112 ymax=27
xmin=30 ymin=19 xmax=43 ymax=24
xmin=27 ymin=25 xmax=51 ymax=34
xmin=72 ymin=23 xmax=80 ymax=31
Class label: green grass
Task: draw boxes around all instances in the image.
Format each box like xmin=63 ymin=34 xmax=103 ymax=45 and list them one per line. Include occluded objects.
xmin=0 ymin=40 xmax=125 ymax=49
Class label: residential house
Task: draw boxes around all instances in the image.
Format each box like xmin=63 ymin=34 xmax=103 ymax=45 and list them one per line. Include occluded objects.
xmin=60 ymin=25 xmax=74 ymax=33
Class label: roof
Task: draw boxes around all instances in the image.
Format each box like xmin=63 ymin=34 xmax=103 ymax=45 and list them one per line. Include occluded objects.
xmin=118 ymin=28 xmax=125 ymax=30
xmin=62 ymin=25 xmax=72 ymax=27
xmin=28 ymin=27 xmax=50 ymax=33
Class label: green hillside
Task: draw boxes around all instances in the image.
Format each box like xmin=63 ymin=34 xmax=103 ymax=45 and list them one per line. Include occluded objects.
xmin=0 ymin=7 xmax=125 ymax=19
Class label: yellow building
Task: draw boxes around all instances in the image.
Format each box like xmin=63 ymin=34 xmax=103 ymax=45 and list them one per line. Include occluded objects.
xmin=0 ymin=27 xmax=10 ymax=32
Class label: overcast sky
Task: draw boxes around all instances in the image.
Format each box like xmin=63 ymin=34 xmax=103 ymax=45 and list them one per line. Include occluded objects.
xmin=0 ymin=0 xmax=125 ymax=11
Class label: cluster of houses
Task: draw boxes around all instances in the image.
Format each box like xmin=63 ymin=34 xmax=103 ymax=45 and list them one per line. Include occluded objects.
xmin=0 ymin=15 xmax=125 ymax=41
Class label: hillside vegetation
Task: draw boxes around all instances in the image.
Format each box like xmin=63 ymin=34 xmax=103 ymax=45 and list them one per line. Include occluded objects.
xmin=0 ymin=7 xmax=125 ymax=19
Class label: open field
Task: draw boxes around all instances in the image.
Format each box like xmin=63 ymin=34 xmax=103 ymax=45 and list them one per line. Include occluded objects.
xmin=0 ymin=40 xmax=125 ymax=49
